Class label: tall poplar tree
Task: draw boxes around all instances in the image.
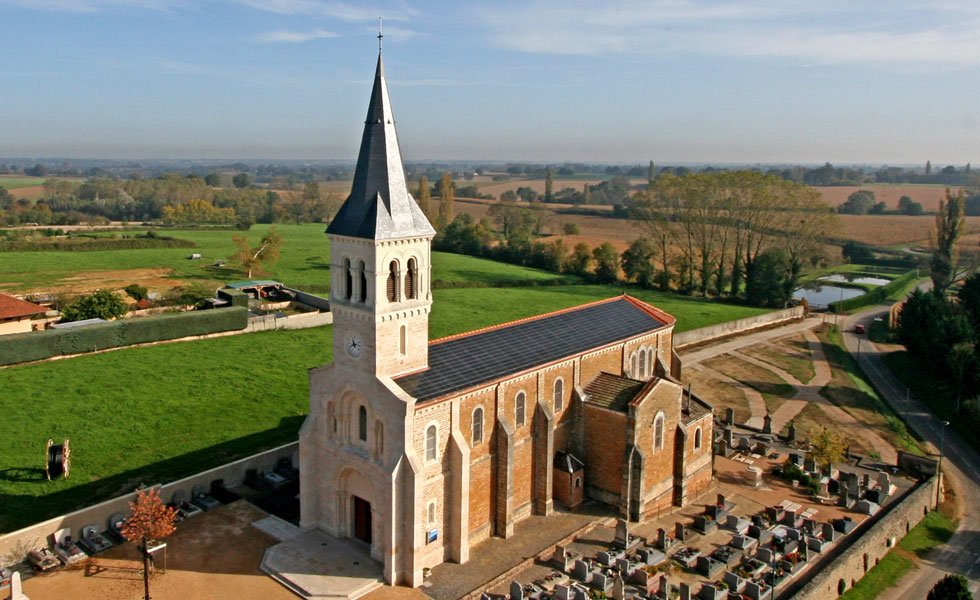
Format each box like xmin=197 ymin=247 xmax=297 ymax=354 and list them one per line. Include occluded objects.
xmin=931 ymin=188 xmax=966 ymax=293
xmin=416 ymin=175 xmax=432 ymax=220
xmin=544 ymin=167 xmax=554 ymax=202
xmin=436 ymin=172 xmax=454 ymax=231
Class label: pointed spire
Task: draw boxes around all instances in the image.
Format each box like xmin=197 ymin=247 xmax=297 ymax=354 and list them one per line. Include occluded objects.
xmin=327 ymin=49 xmax=435 ymax=240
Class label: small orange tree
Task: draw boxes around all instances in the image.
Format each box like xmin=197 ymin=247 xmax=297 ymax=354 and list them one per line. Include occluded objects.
xmin=121 ymin=488 xmax=177 ymax=600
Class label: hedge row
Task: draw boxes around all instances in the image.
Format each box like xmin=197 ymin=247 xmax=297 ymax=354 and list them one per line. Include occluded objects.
xmin=0 ymin=237 xmax=196 ymax=252
xmin=828 ymin=271 xmax=921 ymax=313
xmin=0 ymin=307 xmax=247 ymax=366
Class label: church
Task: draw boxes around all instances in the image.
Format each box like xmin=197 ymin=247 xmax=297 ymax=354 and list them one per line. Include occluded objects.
xmin=297 ymin=50 xmax=714 ymax=587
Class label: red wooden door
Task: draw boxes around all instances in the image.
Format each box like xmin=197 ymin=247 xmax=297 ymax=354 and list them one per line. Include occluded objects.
xmin=353 ymin=496 xmax=372 ymax=544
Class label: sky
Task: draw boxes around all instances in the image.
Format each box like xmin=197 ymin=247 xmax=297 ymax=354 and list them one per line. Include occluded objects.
xmin=1 ymin=0 xmax=979 ymax=165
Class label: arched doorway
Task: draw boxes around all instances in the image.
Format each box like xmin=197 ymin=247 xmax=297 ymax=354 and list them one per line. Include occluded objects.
xmin=338 ymin=468 xmax=376 ymax=547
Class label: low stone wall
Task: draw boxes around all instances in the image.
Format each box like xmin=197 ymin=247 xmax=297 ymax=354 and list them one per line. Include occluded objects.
xmin=786 ymin=475 xmax=938 ymax=600
xmin=674 ymin=306 xmax=805 ymax=349
xmin=246 ymin=311 xmax=333 ymax=332
xmin=0 ymin=442 xmax=298 ymax=568
xmin=285 ymin=287 xmax=331 ymax=312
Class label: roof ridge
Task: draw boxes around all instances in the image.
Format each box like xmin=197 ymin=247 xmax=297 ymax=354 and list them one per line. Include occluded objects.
xmin=428 ymin=295 xmax=625 ymax=346
xmin=621 ymin=294 xmax=677 ymax=326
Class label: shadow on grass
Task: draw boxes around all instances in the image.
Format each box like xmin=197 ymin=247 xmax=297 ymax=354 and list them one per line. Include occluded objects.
xmin=0 ymin=415 xmax=305 ymax=533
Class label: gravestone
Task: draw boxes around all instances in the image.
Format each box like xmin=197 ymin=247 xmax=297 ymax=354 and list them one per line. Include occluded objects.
xmin=591 ymin=571 xmax=611 ymax=593
xmin=751 ymin=514 xmax=765 ymax=528
xmin=9 ymin=571 xmax=30 ymax=600
xmin=510 ymin=581 xmax=524 ymax=600
xmin=747 ymin=465 xmax=763 ymax=487
xmin=725 ymin=408 xmax=735 ymax=425
xmin=614 ymin=518 xmax=630 ymax=548
xmin=679 ymin=581 xmax=691 ymax=600
xmin=803 ymin=455 xmax=817 ymax=473
xmin=658 ymin=576 xmax=669 ymax=600
xmin=818 ymin=477 xmax=830 ymax=498
xmin=789 ymin=452 xmax=803 ymax=466
xmin=786 ymin=527 xmax=802 ymax=541
xmin=615 ymin=557 xmax=634 ymax=578
xmin=787 ymin=421 xmax=796 ymax=442
xmin=738 ymin=436 xmax=753 ymax=451
xmin=822 ymin=522 xmax=836 ymax=541
xmin=803 ymin=518 xmax=817 ymax=535
xmin=862 ymin=473 xmax=873 ymax=490
xmin=610 ymin=573 xmax=625 ymax=600
xmin=762 ymin=413 xmax=772 ymax=434
xmin=723 ymin=571 xmax=744 ymax=591
xmin=877 ymin=472 xmax=892 ymax=495
xmin=554 ymin=584 xmax=572 ymax=600
xmin=724 ymin=428 xmax=734 ymax=447
xmin=756 ymin=547 xmax=775 ymax=564
xmin=657 ymin=528 xmax=669 ymax=550
xmin=675 ymin=522 xmax=686 ymax=542
xmin=694 ymin=515 xmax=716 ymax=534
xmin=572 ymin=559 xmax=591 ymax=583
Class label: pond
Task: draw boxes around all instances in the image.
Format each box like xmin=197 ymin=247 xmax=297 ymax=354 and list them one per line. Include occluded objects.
xmin=817 ymin=274 xmax=892 ymax=286
xmin=792 ymin=284 xmax=864 ymax=308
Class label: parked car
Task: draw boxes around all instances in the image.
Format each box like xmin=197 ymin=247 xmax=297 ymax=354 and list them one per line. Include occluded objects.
xmin=854 ymin=324 xmax=866 ymax=334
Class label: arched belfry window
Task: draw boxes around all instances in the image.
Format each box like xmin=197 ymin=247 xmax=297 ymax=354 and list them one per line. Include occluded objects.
xmin=343 ymin=258 xmax=352 ymax=301
xmin=357 ymin=260 xmax=367 ymax=303
xmin=387 ymin=260 xmax=398 ymax=302
xmin=405 ymin=258 xmax=417 ymax=300
xmin=694 ymin=427 xmax=702 ymax=450
xmin=653 ymin=411 xmax=665 ymax=451
xmin=515 ymin=392 xmax=526 ymax=427
xmin=358 ymin=406 xmax=368 ymax=442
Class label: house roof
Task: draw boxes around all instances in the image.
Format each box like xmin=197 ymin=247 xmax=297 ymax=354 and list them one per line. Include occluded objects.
xmin=553 ymin=451 xmax=585 ymax=473
xmin=396 ymin=295 xmax=672 ymax=404
xmin=326 ymin=53 xmax=435 ymax=241
xmin=0 ymin=293 xmax=46 ymax=320
xmin=584 ymin=372 xmax=648 ymax=413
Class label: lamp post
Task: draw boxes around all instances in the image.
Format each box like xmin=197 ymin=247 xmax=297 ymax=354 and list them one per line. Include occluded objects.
xmin=936 ymin=420 xmax=949 ymax=508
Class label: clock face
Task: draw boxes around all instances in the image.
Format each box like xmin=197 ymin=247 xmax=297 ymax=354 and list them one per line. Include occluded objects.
xmin=346 ymin=334 xmax=363 ymax=358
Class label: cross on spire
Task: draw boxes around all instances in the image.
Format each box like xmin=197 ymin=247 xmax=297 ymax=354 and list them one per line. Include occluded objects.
xmin=378 ymin=17 xmax=383 ymax=53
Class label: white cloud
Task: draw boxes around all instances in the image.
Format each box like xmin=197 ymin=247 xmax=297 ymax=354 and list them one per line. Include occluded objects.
xmin=477 ymin=0 xmax=980 ymax=67
xmin=255 ymin=28 xmax=337 ymax=43
xmin=234 ymin=0 xmax=413 ymax=22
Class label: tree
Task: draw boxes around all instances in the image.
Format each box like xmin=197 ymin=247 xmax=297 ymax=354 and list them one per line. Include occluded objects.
xmin=898 ymin=195 xmax=924 ymax=215
xmin=24 ymin=163 xmax=47 ymax=177
xmin=931 ymin=188 xmax=966 ymax=293
xmin=544 ymin=167 xmax=554 ymax=202
xmin=568 ymin=243 xmax=592 ymax=276
xmin=230 ymin=227 xmax=282 ymax=278
xmin=232 ymin=173 xmax=252 ymax=188
xmin=838 ymin=190 xmax=876 ymax=214
xmin=647 ymin=160 xmax=656 ymax=187
xmin=416 ymin=175 xmax=432 ymax=220
xmin=124 ymin=284 xmax=149 ymax=302
xmin=808 ymin=426 xmax=846 ymax=472
xmin=927 ymin=574 xmax=972 ymax=600
xmin=121 ymin=488 xmax=177 ymax=600
xmin=499 ymin=189 xmax=517 ymax=203
xmin=562 ymin=222 xmax=580 ymax=235
xmin=745 ymin=249 xmax=792 ymax=308
xmin=621 ymin=238 xmax=657 ymax=287
xmin=926 ymin=160 xmax=932 ymax=176
xmin=436 ymin=172 xmax=454 ymax=231
xmin=592 ymin=243 xmax=619 ymax=283
xmin=61 ymin=289 xmax=127 ymax=322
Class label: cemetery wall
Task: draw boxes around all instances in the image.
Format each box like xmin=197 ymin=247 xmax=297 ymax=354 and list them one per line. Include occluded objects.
xmin=787 ymin=475 xmax=938 ymax=600
xmin=674 ymin=306 xmax=805 ymax=349
xmin=0 ymin=442 xmax=298 ymax=568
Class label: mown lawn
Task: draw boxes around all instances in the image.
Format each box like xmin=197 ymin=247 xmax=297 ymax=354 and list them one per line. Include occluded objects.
xmin=841 ymin=510 xmax=956 ymax=600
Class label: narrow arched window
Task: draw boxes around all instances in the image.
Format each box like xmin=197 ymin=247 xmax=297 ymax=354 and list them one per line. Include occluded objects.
xmin=357 ymin=260 xmax=367 ymax=303
xmin=630 ymin=352 xmax=638 ymax=377
xmin=472 ymin=407 xmax=484 ymax=444
xmin=405 ymin=258 xmax=417 ymax=300
xmin=425 ymin=424 xmax=437 ymax=461
xmin=427 ymin=501 xmax=436 ymax=525
xmin=375 ymin=420 xmax=384 ymax=456
xmin=554 ymin=378 xmax=564 ymax=412
xmin=694 ymin=427 xmax=702 ymax=450
xmin=343 ymin=258 xmax=352 ymax=301
xmin=515 ymin=392 xmax=526 ymax=427
xmin=387 ymin=260 xmax=398 ymax=302
xmin=639 ymin=348 xmax=648 ymax=378
xmin=358 ymin=406 xmax=368 ymax=442
xmin=399 ymin=325 xmax=407 ymax=355
xmin=653 ymin=412 xmax=665 ymax=451
xmin=647 ymin=348 xmax=656 ymax=373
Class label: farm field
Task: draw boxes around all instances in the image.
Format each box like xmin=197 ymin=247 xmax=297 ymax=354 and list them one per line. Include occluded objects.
xmin=0 ymin=176 xmax=46 ymax=189
xmin=815 ymin=184 xmax=952 ymax=212
xmin=0 ymin=274 xmax=768 ymax=531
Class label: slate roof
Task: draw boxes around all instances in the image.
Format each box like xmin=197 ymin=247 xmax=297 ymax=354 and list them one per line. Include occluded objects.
xmin=396 ymin=296 xmax=673 ymax=404
xmin=0 ymin=293 xmax=46 ymax=320
xmin=553 ymin=451 xmax=585 ymax=473
xmin=583 ymin=372 xmax=647 ymax=413
xmin=326 ymin=54 xmax=435 ymax=241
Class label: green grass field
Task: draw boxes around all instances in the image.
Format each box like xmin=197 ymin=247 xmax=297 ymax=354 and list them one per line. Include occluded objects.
xmin=0 ymin=222 xmax=772 ymax=531
xmin=0 ymin=176 xmax=45 ymax=190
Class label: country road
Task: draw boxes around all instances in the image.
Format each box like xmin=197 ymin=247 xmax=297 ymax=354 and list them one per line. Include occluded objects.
xmin=844 ymin=306 xmax=980 ymax=598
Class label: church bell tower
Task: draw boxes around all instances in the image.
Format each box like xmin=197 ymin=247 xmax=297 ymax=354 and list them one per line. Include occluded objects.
xmin=326 ymin=48 xmax=436 ymax=379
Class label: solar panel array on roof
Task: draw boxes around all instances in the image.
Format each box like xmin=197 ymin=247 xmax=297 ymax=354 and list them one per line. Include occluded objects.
xmin=395 ymin=297 xmax=667 ymax=403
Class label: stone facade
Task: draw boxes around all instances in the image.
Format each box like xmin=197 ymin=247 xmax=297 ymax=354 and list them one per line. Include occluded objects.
xmin=299 ymin=51 xmax=715 ymax=588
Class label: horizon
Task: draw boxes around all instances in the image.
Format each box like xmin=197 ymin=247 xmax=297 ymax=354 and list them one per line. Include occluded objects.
xmin=1 ymin=1 xmax=978 ymax=164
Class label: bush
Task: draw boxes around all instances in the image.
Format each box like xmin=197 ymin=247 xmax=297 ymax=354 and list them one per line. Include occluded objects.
xmin=61 ymin=290 xmax=127 ymax=322
xmin=0 ymin=308 xmax=248 ymax=366
xmin=562 ymin=222 xmax=580 ymax=235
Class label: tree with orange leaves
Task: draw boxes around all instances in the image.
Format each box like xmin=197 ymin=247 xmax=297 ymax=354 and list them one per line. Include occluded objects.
xmin=121 ymin=487 xmax=177 ymax=600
